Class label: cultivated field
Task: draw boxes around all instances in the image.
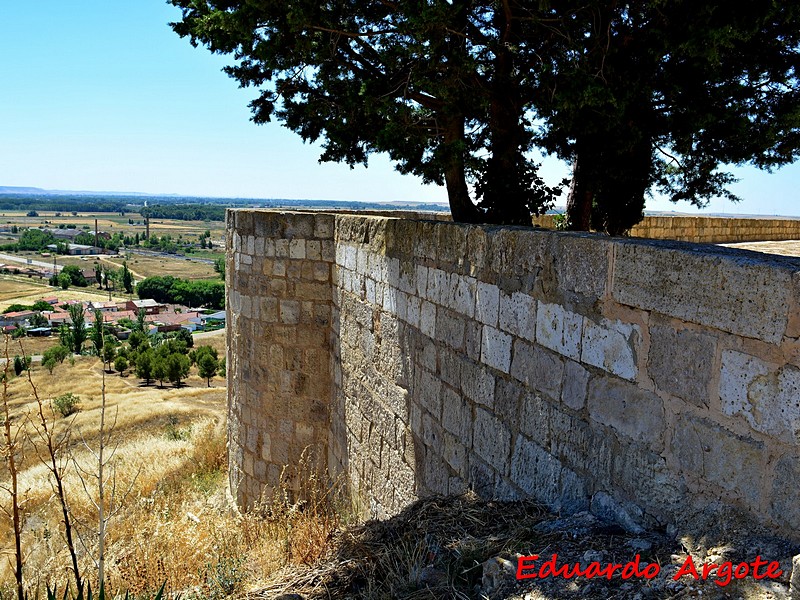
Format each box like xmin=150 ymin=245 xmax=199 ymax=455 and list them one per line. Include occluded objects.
xmin=0 ymin=275 xmax=127 ymax=311
xmin=106 ymin=253 xmax=219 ymax=280
xmin=0 ymin=211 xmax=226 ymax=247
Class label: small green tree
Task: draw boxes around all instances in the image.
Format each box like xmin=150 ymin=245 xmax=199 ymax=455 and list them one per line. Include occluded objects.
xmin=197 ymin=352 xmax=219 ymax=387
xmin=58 ymin=273 xmax=70 ymax=290
xmin=13 ymin=356 xmax=23 ymax=377
xmin=43 ymin=357 xmax=57 ymax=374
xmin=135 ymin=349 xmax=154 ymax=385
xmin=173 ymin=328 xmax=193 ymax=348
xmin=152 ymin=354 xmax=168 ymax=387
xmin=166 ymin=353 xmax=190 ymax=387
xmin=91 ymin=310 xmax=105 ymax=355
xmin=52 ymin=393 xmax=81 ymax=418
xmin=67 ymin=304 xmax=87 ymax=354
xmin=122 ymin=262 xmax=133 ymax=294
xmin=101 ymin=337 xmax=117 ymax=371
xmin=114 ymin=356 xmax=128 ymax=375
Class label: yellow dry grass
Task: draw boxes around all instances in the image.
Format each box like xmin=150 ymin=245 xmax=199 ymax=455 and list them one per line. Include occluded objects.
xmin=0 ymin=345 xmax=341 ymax=599
xmin=106 ymin=254 xmax=218 ymax=280
xmin=0 ymin=274 xmax=126 ymax=311
xmin=0 ymin=278 xmax=47 ymax=304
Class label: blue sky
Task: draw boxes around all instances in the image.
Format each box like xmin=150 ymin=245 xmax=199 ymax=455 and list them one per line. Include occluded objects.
xmin=1 ymin=2 xmax=798 ymax=215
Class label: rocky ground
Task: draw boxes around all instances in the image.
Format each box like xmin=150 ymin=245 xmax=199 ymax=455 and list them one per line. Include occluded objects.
xmin=254 ymin=494 xmax=800 ymax=600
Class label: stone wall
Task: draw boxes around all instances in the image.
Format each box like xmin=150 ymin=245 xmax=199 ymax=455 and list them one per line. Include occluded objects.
xmin=228 ymin=209 xmax=800 ymax=539
xmin=532 ymin=214 xmax=800 ymax=243
xmin=226 ymin=211 xmax=336 ymax=507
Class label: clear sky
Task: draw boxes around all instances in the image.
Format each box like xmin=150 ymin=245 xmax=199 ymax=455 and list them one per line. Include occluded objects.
xmin=1 ymin=2 xmax=799 ymax=215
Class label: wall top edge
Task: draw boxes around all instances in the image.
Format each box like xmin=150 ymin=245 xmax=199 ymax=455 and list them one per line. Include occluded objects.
xmin=229 ymin=208 xmax=800 ymax=271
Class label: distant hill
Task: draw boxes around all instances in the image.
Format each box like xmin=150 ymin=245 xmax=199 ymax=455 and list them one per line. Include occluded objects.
xmin=0 ymin=186 xmax=151 ymax=197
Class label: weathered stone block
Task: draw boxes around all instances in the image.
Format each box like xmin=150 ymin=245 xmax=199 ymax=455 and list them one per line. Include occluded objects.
xmin=720 ymin=350 xmax=800 ymax=443
xmin=581 ymin=318 xmax=639 ymax=381
xmin=476 ymin=281 xmax=500 ymax=326
xmin=510 ymin=436 xmax=561 ymax=506
xmin=473 ymin=407 xmax=511 ymax=473
xmin=769 ymin=454 xmax=800 ymax=531
xmin=648 ymin=324 xmax=715 ymax=406
xmin=612 ymin=240 xmax=791 ymax=343
xmin=536 ymin=302 xmax=583 ymax=360
xmin=519 ymin=391 xmax=551 ymax=446
xmin=509 ymin=339 xmax=564 ymax=401
xmin=561 ymin=360 xmax=589 ymax=410
xmin=461 ymin=360 xmax=495 ymax=408
xmin=671 ymin=414 xmax=765 ymax=505
xmin=420 ymin=300 xmax=436 ymax=337
xmin=443 ymin=431 xmax=469 ymax=474
xmin=441 ymin=386 xmax=472 ymax=442
xmin=498 ymin=291 xmax=536 ymax=341
xmin=437 ymin=308 xmax=466 ymax=351
xmin=552 ymin=234 xmax=609 ymax=302
xmin=480 ymin=326 xmax=512 ymax=373
xmin=587 ymin=377 xmax=664 ymax=446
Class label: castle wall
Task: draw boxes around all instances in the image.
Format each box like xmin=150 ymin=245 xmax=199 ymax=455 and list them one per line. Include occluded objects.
xmin=229 ymin=209 xmax=800 ymax=538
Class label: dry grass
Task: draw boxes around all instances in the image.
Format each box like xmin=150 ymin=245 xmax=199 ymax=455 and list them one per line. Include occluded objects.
xmin=105 ymin=254 xmax=218 ymax=281
xmin=5 ymin=335 xmax=60 ymax=357
xmin=0 ymin=274 xmax=127 ymax=310
xmin=0 ymin=350 xmax=343 ymax=599
xmin=0 ymin=278 xmax=47 ymax=304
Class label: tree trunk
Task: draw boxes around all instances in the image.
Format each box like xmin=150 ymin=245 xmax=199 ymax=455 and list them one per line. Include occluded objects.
xmin=443 ymin=116 xmax=482 ymax=223
xmin=482 ymin=3 xmax=531 ymax=226
xmin=566 ymin=155 xmax=593 ymax=231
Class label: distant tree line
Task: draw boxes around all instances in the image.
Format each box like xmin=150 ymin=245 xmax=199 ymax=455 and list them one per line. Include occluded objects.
xmin=141 ymin=204 xmax=225 ymax=222
xmin=0 ymin=195 xmax=128 ymax=212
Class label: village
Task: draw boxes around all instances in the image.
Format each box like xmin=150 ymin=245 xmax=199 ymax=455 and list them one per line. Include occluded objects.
xmin=0 ymin=294 xmax=225 ymax=340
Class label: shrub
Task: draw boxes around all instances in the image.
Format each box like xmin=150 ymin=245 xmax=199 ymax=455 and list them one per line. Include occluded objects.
xmin=52 ymin=393 xmax=81 ymax=418
xmin=114 ymin=356 xmax=129 ymax=374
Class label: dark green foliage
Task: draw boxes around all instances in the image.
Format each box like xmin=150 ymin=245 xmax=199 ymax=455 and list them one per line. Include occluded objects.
xmin=17 ymin=228 xmax=54 ymax=251
xmin=52 ymin=393 xmax=81 ymax=418
xmin=141 ymin=204 xmax=226 ymax=222
xmin=13 ymin=355 xmax=24 ymax=376
xmin=171 ymin=0 xmax=800 ymax=233
xmin=134 ymin=348 xmax=154 ymax=384
xmin=121 ymin=262 xmax=133 ymax=294
xmin=61 ymin=265 xmax=88 ymax=287
xmin=2 ymin=301 xmax=52 ymax=314
xmin=67 ymin=304 xmax=87 ymax=354
xmin=535 ymin=1 xmax=800 ymax=233
xmin=213 ymin=257 xmax=225 ymax=280
xmin=101 ymin=336 xmax=118 ymax=370
xmin=128 ymin=330 xmax=149 ymax=351
xmin=197 ymin=352 xmax=219 ymax=387
xmin=169 ymin=0 xmax=563 ymax=224
xmin=173 ymin=328 xmax=193 ymax=348
xmin=136 ymin=276 xmax=176 ymax=304
xmin=137 ymin=276 xmax=224 ymax=309
xmin=42 ymin=345 xmax=68 ymax=373
xmin=114 ymin=356 xmax=128 ymax=374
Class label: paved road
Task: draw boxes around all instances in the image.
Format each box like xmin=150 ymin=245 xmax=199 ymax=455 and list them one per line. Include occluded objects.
xmin=0 ymin=252 xmax=62 ymax=271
